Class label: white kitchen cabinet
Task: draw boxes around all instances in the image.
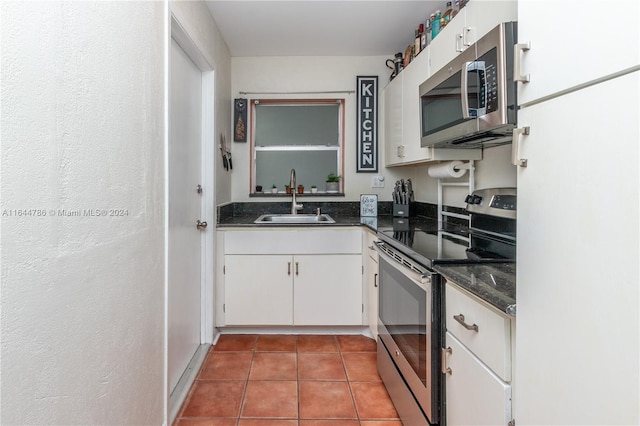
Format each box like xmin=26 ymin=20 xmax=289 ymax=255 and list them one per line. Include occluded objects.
xmin=221 ymin=229 xmax=363 ymax=327
xmin=516 ymin=0 xmax=640 ymax=105
xmin=514 ymin=71 xmax=640 ymax=425
xmin=293 ymin=254 xmax=362 ymax=325
xmin=383 ymin=50 xmax=481 ymax=166
xmin=445 ymin=332 xmax=512 ymax=426
xmin=363 ymin=230 xmax=379 ymax=338
xmin=224 ymin=254 xmax=293 ymax=325
xmin=444 ymin=282 xmax=514 ymax=425
xmin=429 ymin=0 xmax=517 ymax=76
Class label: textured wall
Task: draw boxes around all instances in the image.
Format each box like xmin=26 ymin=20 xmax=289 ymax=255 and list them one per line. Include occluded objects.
xmin=1 ymin=1 xmax=166 ymax=424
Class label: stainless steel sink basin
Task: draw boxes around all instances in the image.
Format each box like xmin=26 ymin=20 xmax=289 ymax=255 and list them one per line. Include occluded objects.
xmin=254 ymin=214 xmax=336 ymax=224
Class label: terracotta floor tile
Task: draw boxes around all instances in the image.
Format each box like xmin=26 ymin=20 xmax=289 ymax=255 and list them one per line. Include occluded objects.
xmin=181 ymin=380 xmax=245 ymax=418
xmin=214 ymin=334 xmax=257 ymax=351
xmin=298 ymin=353 xmax=346 ymax=381
xmin=241 ymin=380 xmax=298 ymax=419
xmin=342 ymin=352 xmax=381 ymax=382
xmin=256 ymin=334 xmax=297 ymax=352
xmin=249 ymin=352 xmax=297 ymax=380
xmin=299 ymin=421 xmax=359 ymax=426
xmin=299 ymin=381 xmax=357 ymax=419
xmin=175 ymin=420 xmax=236 ymax=426
xmin=337 ymin=335 xmax=377 ymax=352
xmin=359 ymin=422 xmax=404 ymax=426
xmin=238 ymin=421 xmax=298 ymax=426
xmin=350 ymin=382 xmax=399 ymax=420
xmin=199 ymin=351 xmax=253 ymax=380
xmin=296 ymin=335 xmax=339 ymax=352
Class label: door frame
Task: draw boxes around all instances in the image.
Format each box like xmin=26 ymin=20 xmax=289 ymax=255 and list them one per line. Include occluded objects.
xmin=165 ymin=8 xmax=216 ymax=424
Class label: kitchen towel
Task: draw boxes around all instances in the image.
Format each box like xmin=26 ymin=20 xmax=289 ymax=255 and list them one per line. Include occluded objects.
xmin=427 ymin=160 xmax=467 ymax=179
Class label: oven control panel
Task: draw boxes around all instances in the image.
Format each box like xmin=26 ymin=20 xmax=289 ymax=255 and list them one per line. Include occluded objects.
xmin=465 ymin=188 xmax=516 ymax=219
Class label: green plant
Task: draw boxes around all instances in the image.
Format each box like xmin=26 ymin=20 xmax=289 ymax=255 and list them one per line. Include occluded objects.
xmin=311 ymin=184 xmax=317 ymax=188
xmin=272 ymin=184 xmax=277 ymax=188
xmin=326 ymin=173 xmax=341 ymax=183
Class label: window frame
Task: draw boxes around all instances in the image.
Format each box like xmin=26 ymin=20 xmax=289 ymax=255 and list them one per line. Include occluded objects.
xmin=249 ymin=98 xmax=345 ymax=195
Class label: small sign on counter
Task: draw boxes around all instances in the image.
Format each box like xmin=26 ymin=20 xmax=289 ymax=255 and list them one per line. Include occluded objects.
xmin=360 ymin=194 xmax=378 ymax=217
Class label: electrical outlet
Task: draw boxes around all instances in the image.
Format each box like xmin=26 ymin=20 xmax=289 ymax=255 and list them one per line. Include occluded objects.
xmin=371 ymin=175 xmax=385 ymax=188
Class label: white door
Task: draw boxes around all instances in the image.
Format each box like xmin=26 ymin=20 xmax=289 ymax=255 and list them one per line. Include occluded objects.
xmin=168 ymin=38 xmax=204 ymax=393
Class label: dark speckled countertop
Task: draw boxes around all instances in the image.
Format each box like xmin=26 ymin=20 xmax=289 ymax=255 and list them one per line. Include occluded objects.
xmin=434 ymin=263 xmax=516 ymax=316
xmin=217 ymin=201 xmax=516 ymax=316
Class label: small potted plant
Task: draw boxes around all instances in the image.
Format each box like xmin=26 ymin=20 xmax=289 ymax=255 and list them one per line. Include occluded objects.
xmin=310 ymin=185 xmax=318 ymax=194
xmin=271 ymin=184 xmax=278 ymax=194
xmin=297 ymin=184 xmax=304 ymax=194
xmin=285 ymin=184 xmax=292 ymax=194
xmin=255 ymin=185 xmax=263 ymax=193
xmin=326 ymin=173 xmax=341 ymax=193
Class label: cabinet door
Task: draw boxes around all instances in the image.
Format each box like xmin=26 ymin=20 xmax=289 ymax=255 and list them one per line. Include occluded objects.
xmin=224 ymin=255 xmax=293 ymax=325
xmin=400 ymin=51 xmax=434 ymax=164
xmin=445 ymin=332 xmax=512 ymax=426
xmin=293 ymin=254 xmax=362 ymax=325
xmin=515 ymin=72 xmax=640 ymax=424
xmin=383 ymin=74 xmax=404 ymax=166
xmin=364 ymin=234 xmax=379 ymax=337
xmin=429 ymin=7 xmax=468 ymax=74
xmin=517 ymin=0 xmax=640 ymax=105
xmin=464 ymin=0 xmax=517 ymax=47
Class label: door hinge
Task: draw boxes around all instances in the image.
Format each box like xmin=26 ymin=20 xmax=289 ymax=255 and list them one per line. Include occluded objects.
xmin=508 ymin=419 xmax=516 ymax=426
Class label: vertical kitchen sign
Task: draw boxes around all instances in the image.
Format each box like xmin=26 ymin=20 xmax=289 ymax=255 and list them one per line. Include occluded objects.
xmin=356 ymin=76 xmax=378 ymax=172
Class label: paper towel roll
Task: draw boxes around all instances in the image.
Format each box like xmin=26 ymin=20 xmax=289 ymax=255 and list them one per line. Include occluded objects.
xmin=427 ymin=161 xmax=467 ymax=179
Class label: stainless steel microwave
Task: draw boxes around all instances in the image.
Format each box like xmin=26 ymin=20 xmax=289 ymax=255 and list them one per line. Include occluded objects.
xmin=419 ymin=21 xmax=517 ymax=148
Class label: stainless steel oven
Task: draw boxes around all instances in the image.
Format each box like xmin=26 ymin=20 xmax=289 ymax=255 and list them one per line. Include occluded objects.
xmin=375 ymin=187 xmax=517 ymax=425
xmin=375 ymin=241 xmax=442 ymax=426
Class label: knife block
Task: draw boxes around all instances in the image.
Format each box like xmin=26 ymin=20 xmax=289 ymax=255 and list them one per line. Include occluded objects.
xmin=393 ymin=202 xmax=414 ymax=218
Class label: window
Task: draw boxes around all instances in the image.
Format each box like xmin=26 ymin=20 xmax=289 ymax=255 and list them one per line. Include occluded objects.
xmin=250 ymin=99 xmax=344 ymax=194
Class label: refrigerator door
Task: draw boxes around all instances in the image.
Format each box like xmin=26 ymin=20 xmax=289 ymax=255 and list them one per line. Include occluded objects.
xmin=514 ymin=71 xmax=640 ymax=425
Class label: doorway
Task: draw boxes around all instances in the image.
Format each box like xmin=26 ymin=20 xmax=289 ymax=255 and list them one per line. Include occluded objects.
xmin=167 ymin=14 xmax=215 ymax=423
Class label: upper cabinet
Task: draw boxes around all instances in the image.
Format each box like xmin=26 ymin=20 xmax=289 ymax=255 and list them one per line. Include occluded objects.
xmin=516 ymin=0 xmax=640 ymax=105
xmin=430 ymin=0 xmax=518 ymax=73
xmin=383 ymin=0 xmax=519 ymax=166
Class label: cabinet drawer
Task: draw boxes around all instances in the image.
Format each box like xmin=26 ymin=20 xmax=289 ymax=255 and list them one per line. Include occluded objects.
xmin=224 ymin=229 xmax=362 ymax=254
xmin=446 ymin=283 xmax=512 ymax=381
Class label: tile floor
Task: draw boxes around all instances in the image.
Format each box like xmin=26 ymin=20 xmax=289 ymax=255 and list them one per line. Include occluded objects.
xmin=174 ymin=334 xmax=403 ymax=426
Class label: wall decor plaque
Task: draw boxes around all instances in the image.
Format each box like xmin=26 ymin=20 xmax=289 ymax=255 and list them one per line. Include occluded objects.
xmin=233 ymin=98 xmax=247 ymax=142
xmin=356 ymin=76 xmax=378 ymax=172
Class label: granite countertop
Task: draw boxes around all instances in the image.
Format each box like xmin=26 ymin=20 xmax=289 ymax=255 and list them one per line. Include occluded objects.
xmin=217 ymin=202 xmax=515 ymax=316
xmin=434 ymin=262 xmax=516 ymax=316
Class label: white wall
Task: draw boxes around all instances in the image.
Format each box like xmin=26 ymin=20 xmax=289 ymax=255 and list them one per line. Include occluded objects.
xmin=410 ymin=145 xmax=517 ymax=208
xmin=0 ymin=1 xmax=232 ymax=423
xmin=230 ymin=56 xmax=515 ymax=206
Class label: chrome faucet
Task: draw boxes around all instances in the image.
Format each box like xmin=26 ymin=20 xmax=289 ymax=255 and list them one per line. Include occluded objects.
xmin=290 ymin=168 xmax=303 ymax=214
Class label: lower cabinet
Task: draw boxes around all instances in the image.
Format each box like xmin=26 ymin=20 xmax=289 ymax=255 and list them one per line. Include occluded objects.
xmin=445 ymin=332 xmax=512 ymax=426
xmin=364 ymin=230 xmax=379 ymax=337
xmin=443 ymin=282 xmax=514 ymax=425
xmin=221 ymin=229 xmax=363 ymax=327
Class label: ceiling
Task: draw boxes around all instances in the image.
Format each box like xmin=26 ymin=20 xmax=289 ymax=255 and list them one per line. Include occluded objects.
xmin=205 ymin=1 xmax=441 ymax=57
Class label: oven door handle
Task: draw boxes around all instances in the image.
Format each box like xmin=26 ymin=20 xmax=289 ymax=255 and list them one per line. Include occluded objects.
xmin=374 ymin=241 xmax=432 ymax=287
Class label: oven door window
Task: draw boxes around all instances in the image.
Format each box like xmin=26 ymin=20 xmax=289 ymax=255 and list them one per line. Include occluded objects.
xmin=378 ymin=257 xmax=427 ymax=386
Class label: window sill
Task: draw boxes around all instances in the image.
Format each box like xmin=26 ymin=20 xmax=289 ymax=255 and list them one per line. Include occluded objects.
xmin=250 ymin=192 xmax=345 ymax=198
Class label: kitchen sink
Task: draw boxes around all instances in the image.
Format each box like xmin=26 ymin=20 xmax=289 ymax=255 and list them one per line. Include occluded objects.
xmin=254 ymin=213 xmax=336 ymax=224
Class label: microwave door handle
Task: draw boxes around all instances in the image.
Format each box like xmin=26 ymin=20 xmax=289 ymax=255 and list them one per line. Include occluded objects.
xmin=461 ymin=61 xmax=472 ymax=119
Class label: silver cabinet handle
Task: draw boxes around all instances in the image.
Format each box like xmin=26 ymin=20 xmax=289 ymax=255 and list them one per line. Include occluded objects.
xmin=514 ymin=41 xmax=531 ymax=83
xmin=295 ymin=262 xmax=299 ymax=276
xmin=441 ymin=347 xmax=452 ymax=375
xmin=512 ymin=126 xmax=530 ymax=167
xmin=374 ymin=273 xmax=378 ymax=288
xmin=455 ymin=32 xmax=464 ymax=52
xmin=287 ymin=262 xmax=291 ymax=276
xmin=196 ymin=220 xmax=207 ymax=230
xmin=453 ymin=314 xmax=479 ymax=332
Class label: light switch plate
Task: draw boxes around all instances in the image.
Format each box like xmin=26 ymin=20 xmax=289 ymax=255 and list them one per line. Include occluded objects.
xmin=371 ymin=175 xmax=385 ymax=188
